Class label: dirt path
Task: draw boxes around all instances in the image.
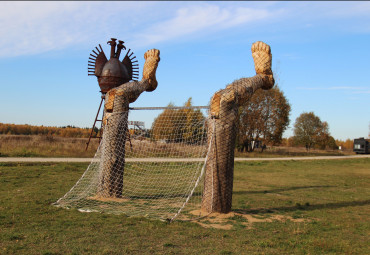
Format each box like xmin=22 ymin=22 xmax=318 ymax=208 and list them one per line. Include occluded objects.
xmin=0 ymin=155 xmax=369 ymax=163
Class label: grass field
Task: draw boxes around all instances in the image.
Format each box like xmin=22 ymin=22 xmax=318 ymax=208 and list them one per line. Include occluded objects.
xmin=0 ymin=159 xmax=369 ymax=254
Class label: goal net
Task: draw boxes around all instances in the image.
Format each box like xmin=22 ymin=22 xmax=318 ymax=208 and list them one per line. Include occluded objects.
xmin=54 ymin=106 xmax=211 ymax=221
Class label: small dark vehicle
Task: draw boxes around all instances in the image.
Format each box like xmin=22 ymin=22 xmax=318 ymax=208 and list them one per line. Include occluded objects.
xmin=353 ymin=137 xmax=370 ymax=154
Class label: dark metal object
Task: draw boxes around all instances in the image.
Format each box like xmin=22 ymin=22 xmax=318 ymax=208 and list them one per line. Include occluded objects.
xmin=116 ymin=40 xmax=126 ymax=59
xmin=86 ymin=38 xmax=140 ymax=150
xmin=85 ymin=94 xmax=105 ymax=151
xmin=353 ymin=137 xmax=370 ymax=154
xmin=88 ymin=38 xmax=139 ymax=93
xmin=108 ymin=38 xmax=117 ymax=59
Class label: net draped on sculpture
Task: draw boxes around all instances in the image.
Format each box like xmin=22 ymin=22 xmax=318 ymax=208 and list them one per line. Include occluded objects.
xmin=55 ymin=40 xmax=274 ymax=221
xmin=55 ymin=107 xmax=211 ymax=221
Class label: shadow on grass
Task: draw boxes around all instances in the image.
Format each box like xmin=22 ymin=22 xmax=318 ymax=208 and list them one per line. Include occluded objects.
xmin=233 ymin=185 xmax=335 ymax=195
xmin=123 ymin=191 xmax=202 ymax=200
xmin=234 ymin=199 xmax=370 ymax=215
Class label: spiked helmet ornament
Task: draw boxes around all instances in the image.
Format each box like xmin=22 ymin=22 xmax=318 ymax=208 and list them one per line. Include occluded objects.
xmin=88 ymin=38 xmax=139 ymax=93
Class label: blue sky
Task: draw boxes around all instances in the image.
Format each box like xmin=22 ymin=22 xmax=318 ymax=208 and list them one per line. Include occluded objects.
xmin=0 ymin=1 xmax=369 ymax=140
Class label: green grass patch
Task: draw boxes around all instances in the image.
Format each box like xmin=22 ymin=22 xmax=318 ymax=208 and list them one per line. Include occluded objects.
xmin=0 ymin=159 xmax=369 ymax=254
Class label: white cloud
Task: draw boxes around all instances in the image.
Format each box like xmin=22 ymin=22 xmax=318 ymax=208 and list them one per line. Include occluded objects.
xmin=267 ymin=2 xmax=370 ymax=33
xmin=0 ymin=2 xmax=369 ymax=58
xmin=324 ymin=2 xmax=370 ymax=18
xmin=131 ymin=4 xmax=274 ymax=47
xmin=0 ymin=2 xmax=280 ymax=58
xmin=0 ymin=2 xmax=87 ymax=56
xmin=0 ymin=2 xmax=154 ymax=57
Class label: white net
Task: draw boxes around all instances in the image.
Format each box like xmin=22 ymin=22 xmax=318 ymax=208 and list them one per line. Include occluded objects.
xmin=55 ymin=106 xmax=210 ymax=221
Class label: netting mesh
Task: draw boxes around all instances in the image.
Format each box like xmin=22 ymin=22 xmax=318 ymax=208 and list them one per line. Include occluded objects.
xmin=56 ymin=40 xmax=275 ymax=220
xmin=55 ymin=107 xmax=210 ymax=221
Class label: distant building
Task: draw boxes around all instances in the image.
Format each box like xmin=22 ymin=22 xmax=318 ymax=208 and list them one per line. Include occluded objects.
xmin=353 ymin=137 xmax=370 ymax=154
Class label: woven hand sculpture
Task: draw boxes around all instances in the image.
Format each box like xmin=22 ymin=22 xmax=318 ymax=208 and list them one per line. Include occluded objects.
xmin=202 ymin=41 xmax=274 ymax=213
xmin=96 ymin=41 xmax=160 ymax=198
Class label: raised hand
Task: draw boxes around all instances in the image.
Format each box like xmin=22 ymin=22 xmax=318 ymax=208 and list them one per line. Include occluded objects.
xmin=142 ymin=49 xmax=160 ymax=92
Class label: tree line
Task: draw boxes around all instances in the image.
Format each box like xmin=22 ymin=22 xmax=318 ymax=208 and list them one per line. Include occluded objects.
xmin=150 ymin=88 xmax=341 ymax=152
xmin=0 ymin=123 xmax=92 ymax=138
xmin=2 ymin=86 xmax=355 ymax=151
xmin=235 ymin=86 xmax=344 ymax=152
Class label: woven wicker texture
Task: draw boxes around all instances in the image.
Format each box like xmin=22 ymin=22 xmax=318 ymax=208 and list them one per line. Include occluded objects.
xmin=252 ymin=41 xmax=272 ymax=75
xmin=142 ymin=49 xmax=160 ymax=92
xmin=56 ymin=41 xmax=275 ymax=220
xmin=201 ymin=41 xmax=274 ymax=213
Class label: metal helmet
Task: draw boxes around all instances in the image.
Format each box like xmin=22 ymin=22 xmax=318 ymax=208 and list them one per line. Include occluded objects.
xmin=88 ymin=38 xmax=139 ymax=93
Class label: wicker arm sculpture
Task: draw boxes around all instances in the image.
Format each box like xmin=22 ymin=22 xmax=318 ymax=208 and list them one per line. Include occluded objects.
xmin=201 ymin=41 xmax=274 ymax=213
xmin=98 ymin=49 xmax=160 ymax=198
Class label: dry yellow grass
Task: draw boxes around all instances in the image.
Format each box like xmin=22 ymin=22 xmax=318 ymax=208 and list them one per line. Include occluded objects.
xmin=0 ymin=135 xmax=206 ymax=158
xmin=0 ymin=135 xmax=99 ymax=157
xmin=0 ymin=134 xmax=353 ymax=158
